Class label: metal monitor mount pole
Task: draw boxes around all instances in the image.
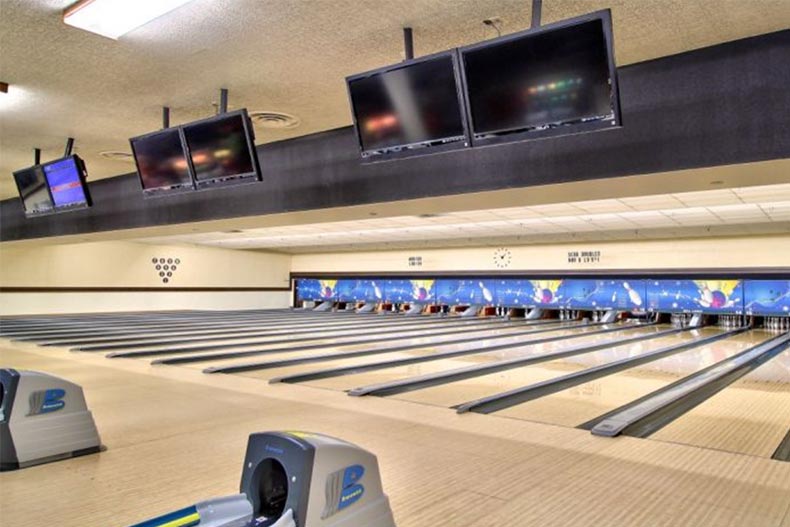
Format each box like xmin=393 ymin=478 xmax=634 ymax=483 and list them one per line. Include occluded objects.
xmin=64 ymin=137 xmax=74 ymax=157
xmin=403 ymin=27 xmax=414 ymax=61
xmin=219 ymin=88 xmax=228 ymax=114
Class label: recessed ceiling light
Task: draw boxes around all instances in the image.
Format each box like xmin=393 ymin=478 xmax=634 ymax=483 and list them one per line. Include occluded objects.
xmin=63 ymin=0 xmax=196 ymax=40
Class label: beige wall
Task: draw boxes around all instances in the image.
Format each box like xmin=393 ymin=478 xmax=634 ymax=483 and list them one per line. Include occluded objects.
xmin=0 ymin=241 xmax=291 ymax=288
xmin=0 ymin=291 xmax=291 ymax=315
xmin=291 ymin=235 xmax=790 ymax=274
xmin=0 ymin=241 xmax=293 ymax=315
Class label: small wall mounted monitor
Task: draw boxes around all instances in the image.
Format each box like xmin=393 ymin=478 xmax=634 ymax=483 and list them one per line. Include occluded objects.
xmin=43 ymin=155 xmax=92 ymax=212
xmin=12 ymin=165 xmax=54 ymax=217
xmin=182 ymin=109 xmax=261 ymax=189
xmin=346 ymin=50 xmax=470 ymax=160
xmin=460 ymin=10 xmax=621 ymax=146
xmin=130 ymin=127 xmax=195 ymax=196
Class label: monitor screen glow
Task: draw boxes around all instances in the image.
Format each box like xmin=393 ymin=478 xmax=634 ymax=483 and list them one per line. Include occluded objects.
xmin=13 ymin=166 xmax=53 ymax=216
xmin=182 ymin=113 xmax=257 ymax=185
xmin=462 ymin=16 xmax=618 ymax=141
xmin=347 ymin=53 xmax=467 ymax=157
xmin=43 ymin=156 xmax=89 ymax=209
xmin=131 ymin=128 xmax=193 ymax=193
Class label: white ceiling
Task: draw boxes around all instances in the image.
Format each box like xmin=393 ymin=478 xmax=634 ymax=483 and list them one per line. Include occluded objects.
xmin=2 ymin=0 xmax=790 ymax=200
xmin=139 ymin=182 xmax=790 ymax=253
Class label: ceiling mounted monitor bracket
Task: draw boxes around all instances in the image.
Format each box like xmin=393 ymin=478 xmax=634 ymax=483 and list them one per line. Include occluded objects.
xmin=403 ymin=27 xmax=414 ymax=61
xmin=531 ymin=0 xmax=542 ymax=28
xmin=33 ymin=148 xmax=41 ymax=166
xmin=64 ymin=137 xmax=75 ymax=157
xmin=219 ymin=88 xmax=229 ymax=114
xmin=162 ymin=106 xmax=171 ymax=129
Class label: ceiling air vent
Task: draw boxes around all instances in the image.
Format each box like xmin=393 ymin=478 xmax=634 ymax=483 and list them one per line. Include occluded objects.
xmin=99 ymin=150 xmax=134 ymax=162
xmin=248 ymin=111 xmax=301 ymax=130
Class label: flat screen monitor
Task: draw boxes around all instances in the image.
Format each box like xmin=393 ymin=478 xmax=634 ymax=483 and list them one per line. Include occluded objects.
xmin=43 ymin=155 xmax=92 ymax=211
xmin=12 ymin=165 xmax=54 ymax=217
xmin=460 ymin=10 xmax=621 ymax=145
xmin=130 ymin=127 xmax=194 ymax=195
xmin=346 ymin=51 xmax=469 ymax=160
xmin=182 ymin=109 xmax=261 ymax=189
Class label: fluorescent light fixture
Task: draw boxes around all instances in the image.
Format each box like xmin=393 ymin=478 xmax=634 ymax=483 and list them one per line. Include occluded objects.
xmin=63 ymin=0 xmax=196 ymax=39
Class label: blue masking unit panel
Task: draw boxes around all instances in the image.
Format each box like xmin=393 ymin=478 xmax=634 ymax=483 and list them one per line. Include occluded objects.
xmin=335 ymin=279 xmax=383 ymax=302
xmin=434 ymin=279 xmax=498 ymax=305
xmin=562 ymin=279 xmax=646 ymax=311
xmin=744 ymin=280 xmax=790 ymax=316
xmin=296 ymin=279 xmax=337 ymax=301
xmin=382 ymin=279 xmax=435 ymax=304
xmin=646 ymin=279 xmax=744 ymax=314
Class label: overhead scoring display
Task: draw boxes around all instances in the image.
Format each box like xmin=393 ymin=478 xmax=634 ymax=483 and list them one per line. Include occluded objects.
xmin=12 ymin=155 xmax=92 ymax=218
xmin=346 ymin=51 xmax=469 ymax=159
xmin=12 ymin=165 xmax=53 ymax=217
xmin=461 ymin=12 xmax=620 ymax=145
xmin=129 ymin=109 xmax=261 ymax=197
xmin=130 ymin=127 xmax=194 ymax=195
xmin=182 ymin=110 xmax=261 ymax=189
xmin=346 ymin=9 xmax=621 ymax=160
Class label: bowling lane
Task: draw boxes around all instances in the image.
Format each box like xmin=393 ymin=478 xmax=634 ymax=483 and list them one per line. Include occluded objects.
xmin=495 ymin=329 xmax=766 ymax=426
xmin=299 ymin=324 xmax=671 ymax=392
xmin=227 ymin=323 xmax=647 ymax=382
xmin=141 ymin=320 xmax=566 ymax=364
xmin=59 ymin=314 xmax=485 ymax=347
xmin=651 ymin=334 xmax=790 ymax=458
xmin=391 ymin=326 xmax=712 ymax=408
xmin=87 ymin=317 xmax=520 ymax=353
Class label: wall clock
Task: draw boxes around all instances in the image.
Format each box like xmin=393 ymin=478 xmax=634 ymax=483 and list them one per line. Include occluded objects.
xmin=493 ymin=248 xmax=512 ymax=269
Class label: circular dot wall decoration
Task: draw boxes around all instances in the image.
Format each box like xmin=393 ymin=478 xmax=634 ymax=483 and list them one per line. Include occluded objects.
xmin=151 ymin=257 xmax=182 ymax=284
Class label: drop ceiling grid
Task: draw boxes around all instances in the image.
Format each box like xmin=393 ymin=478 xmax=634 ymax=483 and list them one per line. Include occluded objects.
xmin=135 ymin=183 xmax=790 ymax=251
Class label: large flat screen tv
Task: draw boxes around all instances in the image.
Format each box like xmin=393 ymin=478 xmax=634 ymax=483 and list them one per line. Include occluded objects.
xmin=13 ymin=155 xmax=91 ymax=217
xmin=460 ymin=10 xmax=621 ymax=146
xmin=42 ymin=155 xmax=92 ymax=212
xmin=12 ymin=165 xmax=54 ymax=217
xmin=130 ymin=127 xmax=195 ymax=196
xmin=346 ymin=50 xmax=470 ymax=160
xmin=181 ymin=109 xmax=261 ymax=189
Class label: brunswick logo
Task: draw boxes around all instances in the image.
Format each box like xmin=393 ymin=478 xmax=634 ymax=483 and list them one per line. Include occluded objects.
xmin=28 ymin=388 xmax=66 ymax=416
xmin=151 ymin=257 xmax=181 ymax=284
xmin=321 ymin=464 xmax=365 ymax=519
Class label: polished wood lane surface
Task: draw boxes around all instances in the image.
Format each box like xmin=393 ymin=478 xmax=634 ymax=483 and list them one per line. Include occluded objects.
xmin=652 ymin=344 xmax=790 ymax=458
xmin=497 ymin=330 xmax=763 ymax=427
xmin=1 ymin=340 xmax=789 ymax=527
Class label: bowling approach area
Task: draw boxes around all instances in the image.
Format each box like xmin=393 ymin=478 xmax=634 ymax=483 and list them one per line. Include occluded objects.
xmin=2 ymin=1 xmax=790 ymax=526
xmin=1 ymin=287 xmax=790 ymax=526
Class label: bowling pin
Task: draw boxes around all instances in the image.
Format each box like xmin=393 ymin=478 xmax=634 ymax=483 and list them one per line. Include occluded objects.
xmin=372 ymin=281 xmax=382 ymax=300
xmin=623 ymin=282 xmax=643 ymax=307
